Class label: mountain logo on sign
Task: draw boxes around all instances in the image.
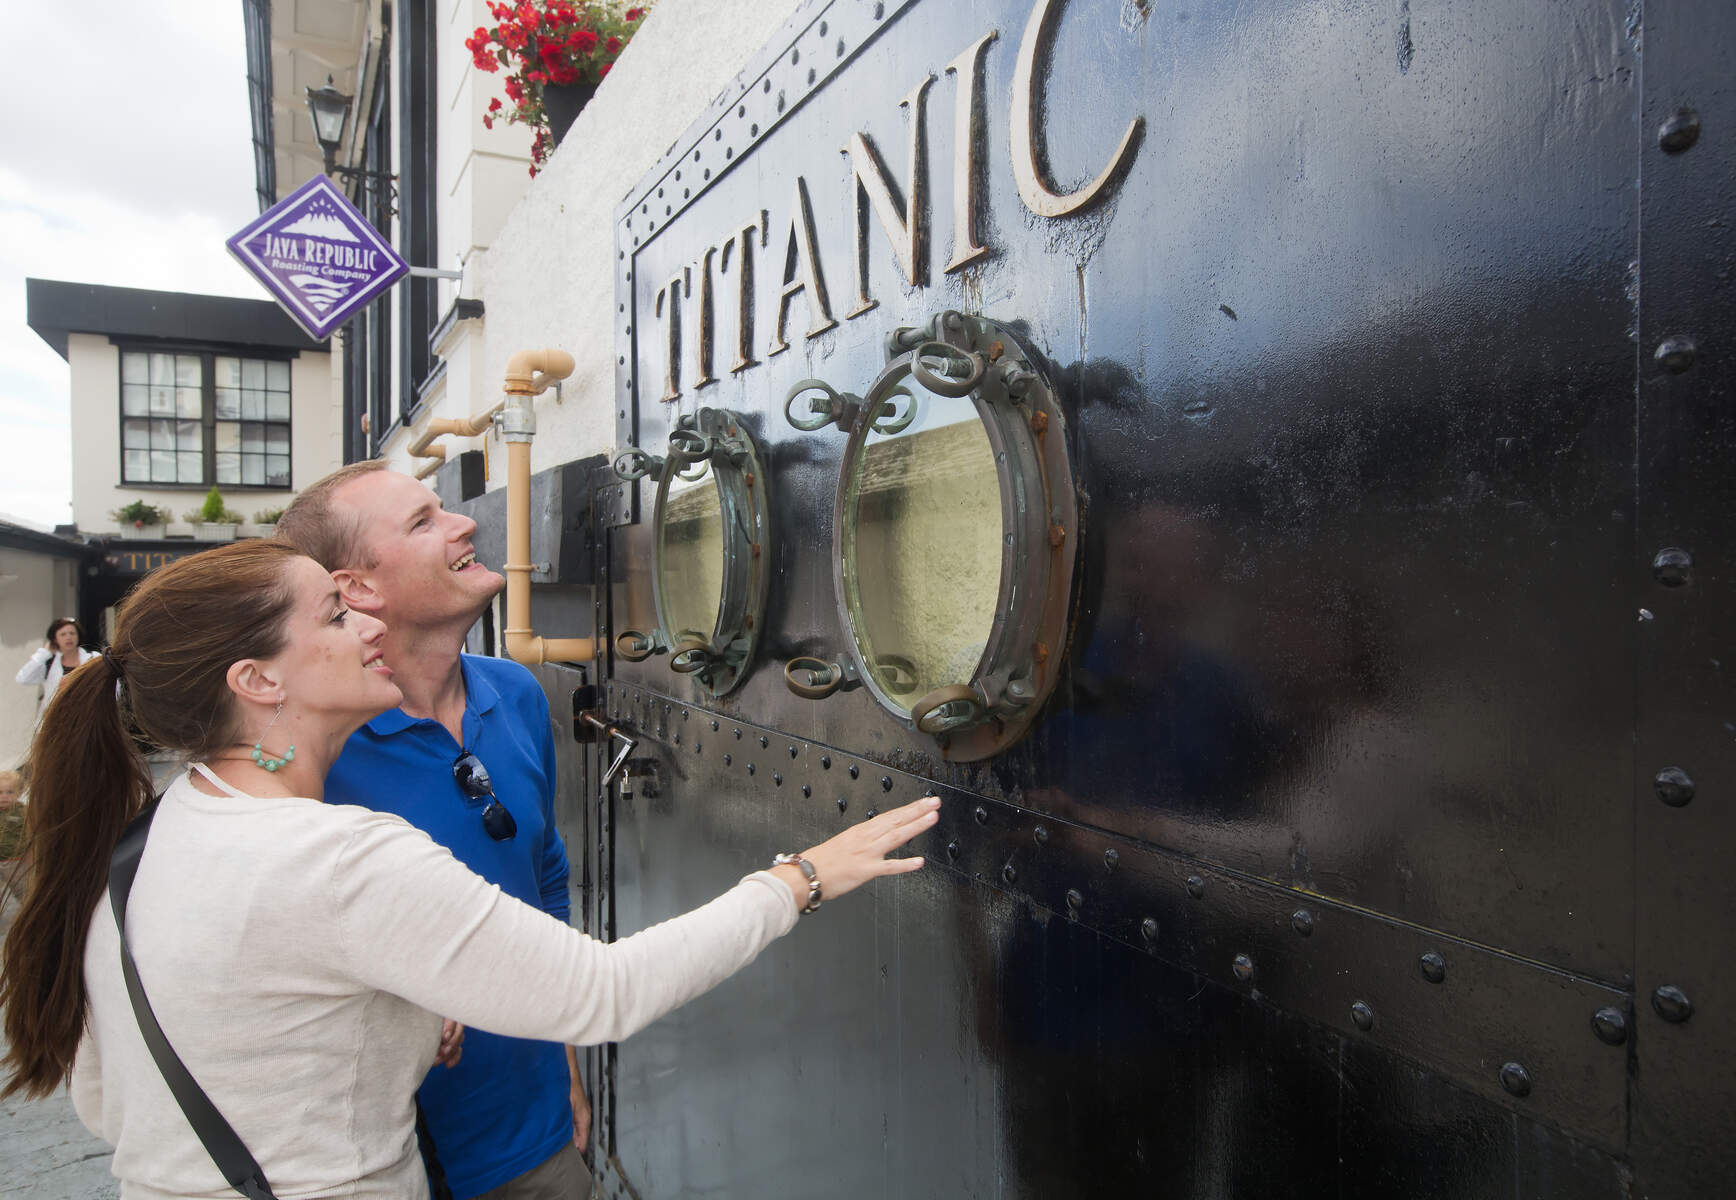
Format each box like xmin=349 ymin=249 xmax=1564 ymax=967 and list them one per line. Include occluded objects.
xmin=279 ymin=202 xmax=362 ymax=243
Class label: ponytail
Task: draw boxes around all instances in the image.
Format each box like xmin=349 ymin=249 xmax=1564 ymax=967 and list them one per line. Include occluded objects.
xmin=1 ymin=655 xmax=149 ymax=1098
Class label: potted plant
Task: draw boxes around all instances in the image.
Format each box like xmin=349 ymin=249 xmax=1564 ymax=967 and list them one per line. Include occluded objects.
xmin=251 ymin=507 xmax=286 ymax=538
xmin=185 ymin=488 xmax=244 ymax=542
xmin=467 ymin=2 xmax=651 ymax=174
xmin=110 ymin=499 xmax=170 ymax=539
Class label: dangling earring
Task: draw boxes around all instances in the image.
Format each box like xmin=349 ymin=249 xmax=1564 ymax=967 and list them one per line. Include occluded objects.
xmin=251 ymin=699 xmax=296 ymax=773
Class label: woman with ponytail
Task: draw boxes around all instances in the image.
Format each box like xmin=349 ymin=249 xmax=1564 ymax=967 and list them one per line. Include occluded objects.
xmin=0 ymin=540 xmax=937 ymax=1199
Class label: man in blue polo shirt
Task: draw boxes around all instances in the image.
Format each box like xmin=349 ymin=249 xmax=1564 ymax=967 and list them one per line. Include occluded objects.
xmin=278 ymin=462 xmax=592 ymax=1200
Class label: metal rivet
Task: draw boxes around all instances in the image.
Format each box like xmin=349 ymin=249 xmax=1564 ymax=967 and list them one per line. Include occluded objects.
xmin=865 ymin=807 xmax=879 ymax=819
xmin=1652 ymin=984 xmax=1693 ymax=1023
xmin=694 ymin=741 xmax=703 ymax=754
xmin=681 ymin=709 xmax=689 ymax=720
xmin=1350 ymin=1001 xmax=1375 ymax=1032
xmin=773 ymin=772 xmax=782 ymax=786
xmin=1185 ymin=875 xmax=1205 ymax=899
xmin=820 ymin=755 xmax=831 ymax=769
xmin=1033 ymin=824 xmax=1049 ymax=846
xmin=973 ymin=804 xmax=989 ymax=825
xmin=789 ymin=745 xmax=798 ymax=759
xmin=801 ymin=784 xmax=811 ymax=798
xmin=946 ymin=840 xmax=960 ymax=861
xmin=1591 ymin=1006 xmax=1628 ymax=1045
xmin=758 ymin=735 xmax=768 ymax=748
xmin=734 ymin=728 xmax=743 ymax=740
xmin=673 ymin=733 xmax=681 ymax=746
xmin=1291 ymin=909 xmax=1314 ymax=936
xmin=1232 ymin=954 xmax=1254 ymax=982
xmin=711 ymin=719 xmax=719 ymax=731
xmin=723 ymin=753 xmax=732 ymax=767
xmin=1103 ymin=848 xmax=1120 ymax=871
xmin=1419 ymin=952 xmax=1447 ymax=984
xmin=848 ymin=764 xmax=860 ymax=779
xmin=747 ymin=762 xmax=756 ymax=776
xmin=1001 ymin=862 xmax=1018 ymax=884
xmin=837 ymin=796 xmax=848 ymax=814
xmin=1065 ymin=888 xmax=1083 ymax=913
xmin=1657 ymin=107 xmax=1701 ymax=153
xmin=1140 ymin=917 xmax=1160 ymax=943
xmin=881 ymin=775 xmax=893 ymax=792
xmin=1652 ymin=547 xmax=1693 ymax=587
xmin=1654 ymin=766 xmax=1695 ymax=807
xmin=1654 ymin=336 xmax=1698 ymax=374
xmin=1499 ymin=1061 xmax=1532 ymax=1097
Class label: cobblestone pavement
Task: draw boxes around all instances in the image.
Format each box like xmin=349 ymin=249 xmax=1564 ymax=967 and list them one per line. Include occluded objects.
xmin=0 ymin=1079 xmax=118 ymax=1199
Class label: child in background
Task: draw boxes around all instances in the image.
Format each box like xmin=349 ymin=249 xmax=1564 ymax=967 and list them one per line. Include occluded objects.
xmin=0 ymin=770 xmax=25 ymax=927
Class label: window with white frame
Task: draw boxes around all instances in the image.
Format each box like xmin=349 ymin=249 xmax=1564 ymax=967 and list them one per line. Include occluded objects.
xmin=119 ymin=350 xmax=291 ymax=488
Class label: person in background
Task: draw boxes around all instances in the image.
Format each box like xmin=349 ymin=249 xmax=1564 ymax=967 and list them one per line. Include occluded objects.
xmin=274 ymin=462 xmax=585 ymax=1199
xmin=16 ymin=618 xmax=101 ymax=722
xmin=0 ymin=769 xmax=25 ymax=929
xmin=0 ymin=539 xmax=936 ymax=1198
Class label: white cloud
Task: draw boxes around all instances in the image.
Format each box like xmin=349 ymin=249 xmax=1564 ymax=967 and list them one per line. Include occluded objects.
xmin=0 ymin=0 xmax=265 ymax=526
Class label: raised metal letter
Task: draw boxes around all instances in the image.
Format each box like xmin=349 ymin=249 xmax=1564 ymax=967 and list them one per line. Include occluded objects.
xmin=1010 ymin=0 xmax=1143 ymax=218
xmin=944 ymin=31 xmax=996 ymax=272
xmin=769 ymin=178 xmax=837 ymax=356
xmin=655 ymin=267 xmax=688 ymax=403
xmin=721 ymin=216 xmax=763 ymax=374
xmin=843 ymin=74 xmax=934 ymax=317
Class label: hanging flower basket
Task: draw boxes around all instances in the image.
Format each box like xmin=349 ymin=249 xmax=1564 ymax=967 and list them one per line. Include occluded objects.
xmin=467 ymin=2 xmax=651 ymax=174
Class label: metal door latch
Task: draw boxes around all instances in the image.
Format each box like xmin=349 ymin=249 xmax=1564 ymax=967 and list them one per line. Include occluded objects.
xmin=576 ymin=710 xmax=638 ymax=791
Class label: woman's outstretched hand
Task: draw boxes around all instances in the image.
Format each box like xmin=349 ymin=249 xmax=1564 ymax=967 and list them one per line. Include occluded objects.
xmin=770 ymin=794 xmax=939 ymax=912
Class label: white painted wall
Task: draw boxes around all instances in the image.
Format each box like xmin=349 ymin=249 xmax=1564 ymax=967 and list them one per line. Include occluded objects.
xmin=68 ymin=332 xmax=337 ymax=535
xmin=378 ymin=0 xmax=804 ymax=478
xmin=0 ymin=548 xmax=78 ymax=770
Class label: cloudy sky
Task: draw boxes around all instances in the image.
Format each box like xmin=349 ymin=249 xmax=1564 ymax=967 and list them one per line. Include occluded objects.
xmin=0 ymin=0 xmax=267 ymax=527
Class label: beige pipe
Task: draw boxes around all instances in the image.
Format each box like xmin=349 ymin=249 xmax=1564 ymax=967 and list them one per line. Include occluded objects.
xmin=500 ymin=349 xmax=595 ymax=666
xmin=407 ymin=402 xmax=505 ymax=477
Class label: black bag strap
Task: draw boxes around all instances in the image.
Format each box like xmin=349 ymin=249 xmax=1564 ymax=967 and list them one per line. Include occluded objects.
xmin=109 ymin=800 xmax=278 ymax=1200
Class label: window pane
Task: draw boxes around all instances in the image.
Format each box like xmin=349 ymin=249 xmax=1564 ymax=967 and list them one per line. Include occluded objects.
xmin=122 ymin=353 xmax=147 ymax=384
xmin=122 ymin=384 xmax=148 ymax=416
xmin=175 ymin=356 xmax=200 ymax=386
xmin=265 ymin=425 xmax=290 ymax=454
xmin=241 ymin=422 xmax=264 ymax=453
xmin=177 ymin=386 xmax=202 ymax=418
xmin=242 ymin=455 xmax=265 ymax=485
xmin=215 ymin=422 xmax=239 ymax=452
xmin=123 ymin=418 xmax=150 ymax=449
xmin=150 ymin=418 xmax=174 ymax=447
xmin=215 ymin=388 xmax=239 ymax=419
xmin=266 ymin=361 xmax=289 ymax=390
xmin=123 ymin=450 xmax=149 ymax=480
xmin=241 ymin=359 xmax=265 ymax=388
xmin=150 ymin=386 xmax=174 ymax=414
xmin=266 ymin=391 xmax=290 ymax=421
xmin=266 ymin=455 xmax=290 ymax=487
xmin=176 ymin=419 xmax=200 ymax=448
xmin=216 ymin=453 xmax=240 ymax=484
xmin=149 ymin=353 xmax=173 ymax=384
xmin=241 ymin=390 xmax=264 ymax=420
xmin=215 ymin=357 xmax=240 ymax=388
xmin=151 ymin=450 xmax=176 ymax=479
xmin=178 ymin=452 xmax=203 ymax=483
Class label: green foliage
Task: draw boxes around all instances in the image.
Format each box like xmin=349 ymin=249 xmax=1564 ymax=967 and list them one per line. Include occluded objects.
xmin=186 ymin=488 xmax=244 ymax=525
xmin=253 ymin=507 xmax=285 ymax=525
xmin=110 ymin=499 xmax=170 ymax=527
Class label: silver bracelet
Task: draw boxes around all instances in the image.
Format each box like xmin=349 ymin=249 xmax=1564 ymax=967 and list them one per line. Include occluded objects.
xmin=771 ymin=852 xmax=822 ymax=914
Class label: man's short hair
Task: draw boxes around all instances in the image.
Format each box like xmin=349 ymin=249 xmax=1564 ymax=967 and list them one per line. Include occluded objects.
xmin=274 ymin=459 xmax=390 ymax=571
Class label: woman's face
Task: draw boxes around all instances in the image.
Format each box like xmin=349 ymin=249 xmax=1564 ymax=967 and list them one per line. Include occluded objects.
xmin=52 ymin=624 xmax=79 ymax=652
xmin=259 ymin=557 xmax=403 ymax=737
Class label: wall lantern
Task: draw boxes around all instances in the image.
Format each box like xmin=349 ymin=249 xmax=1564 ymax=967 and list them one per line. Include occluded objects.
xmin=304 ymin=76 xmax=353 ymax=175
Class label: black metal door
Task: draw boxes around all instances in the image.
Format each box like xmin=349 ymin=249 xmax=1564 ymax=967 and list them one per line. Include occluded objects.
xmin=572 ymin=2 xmax=1736 ymax=1196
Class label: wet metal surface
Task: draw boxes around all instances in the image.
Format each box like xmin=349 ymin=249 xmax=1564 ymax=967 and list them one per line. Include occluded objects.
xmin=565 ymin=0 xmax=1736 ymax=1195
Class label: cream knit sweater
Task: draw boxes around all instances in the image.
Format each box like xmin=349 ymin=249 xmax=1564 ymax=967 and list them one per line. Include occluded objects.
xmin=72 ymin=770 xmax=797 ymax=1199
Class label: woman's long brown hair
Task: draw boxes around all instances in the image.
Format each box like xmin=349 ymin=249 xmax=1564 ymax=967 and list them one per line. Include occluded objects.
xmin=1 ymin=539 xmax=302 ymax=1098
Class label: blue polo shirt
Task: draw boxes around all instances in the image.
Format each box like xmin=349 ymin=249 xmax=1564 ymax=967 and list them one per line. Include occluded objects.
xmin=325 ymin=654 xmax=573 ymax=1198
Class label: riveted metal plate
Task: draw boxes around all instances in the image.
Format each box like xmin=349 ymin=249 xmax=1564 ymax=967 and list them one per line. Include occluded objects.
xmin=606 ymin=679 xmax=1629 ymax=1152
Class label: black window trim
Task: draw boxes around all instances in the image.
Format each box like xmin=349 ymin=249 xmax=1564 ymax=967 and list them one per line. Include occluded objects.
xmin=113 ymin=341 xmax=296 ymax=492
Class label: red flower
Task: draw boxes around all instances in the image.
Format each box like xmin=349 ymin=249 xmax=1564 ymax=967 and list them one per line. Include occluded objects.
xmin=597 ymin=61 xmax=612 ymax=78
xmin=549 ymin=64 xmax=580 ymax=85
xmin=625 ymin=8 xmax=643 ymax=21
xmin=568 ymin=28 xmax=599 ymax=53
xmin=605 ymin=36 xmax=621 ymax=53
xmin=488 ymin=97 xmax=503 ymax=111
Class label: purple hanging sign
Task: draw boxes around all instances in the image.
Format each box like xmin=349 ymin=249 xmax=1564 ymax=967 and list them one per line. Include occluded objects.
xmin=226 ymin=174 xmax=407 ymax=341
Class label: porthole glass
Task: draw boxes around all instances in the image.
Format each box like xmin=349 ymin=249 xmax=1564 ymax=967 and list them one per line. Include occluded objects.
xmin=612 ymin=408 xmax=769 ymax=696
xmin=783 ymin=311 xmax=1079 ymax=760
xmin=841 ymin=373 xmax=1002 ymax=711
